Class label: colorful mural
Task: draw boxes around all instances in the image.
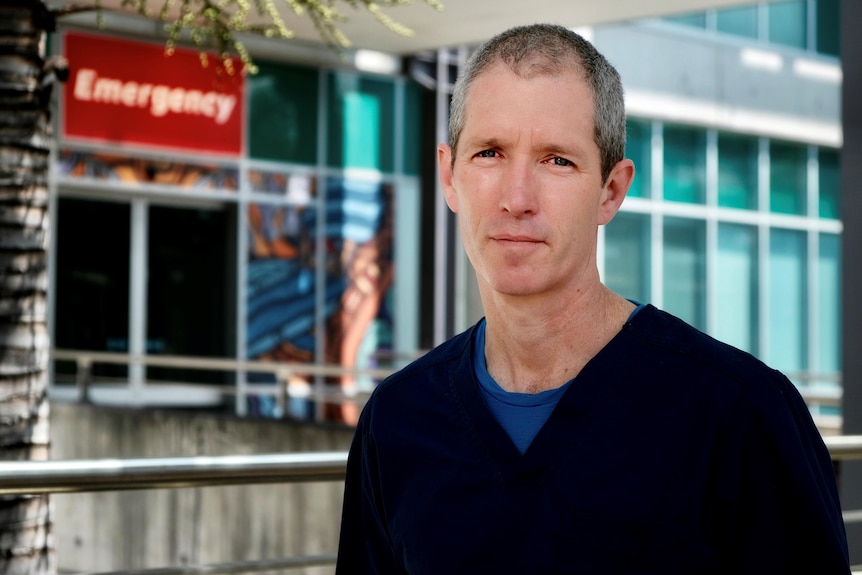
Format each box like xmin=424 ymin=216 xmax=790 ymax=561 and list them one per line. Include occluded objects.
xmin=323 ymin=178 xmax=394 ymax=425
xmin=245 ymin=175 xmax=394 ymax=424
xmin=59 ymin=149 xmax=238 ymax=190
xmin=246 ymin=173 xmax=317 ymax=418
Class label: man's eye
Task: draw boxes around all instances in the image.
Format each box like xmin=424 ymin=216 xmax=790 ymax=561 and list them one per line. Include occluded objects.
xmin=552 ymin=157 xmax=572 ymax=167
xmin=476 ymin=150 xmax=497 ymax=158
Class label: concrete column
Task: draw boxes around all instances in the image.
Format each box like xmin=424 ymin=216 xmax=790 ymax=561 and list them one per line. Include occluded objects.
xmin=840 ymin=0 xmax=862 ymax=563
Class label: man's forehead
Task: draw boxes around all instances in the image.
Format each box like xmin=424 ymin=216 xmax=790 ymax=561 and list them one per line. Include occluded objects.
xmin=466 ymin=60 xmax=589 ymax=104
xmin=462 ymin=62 xmax=594 ymax=123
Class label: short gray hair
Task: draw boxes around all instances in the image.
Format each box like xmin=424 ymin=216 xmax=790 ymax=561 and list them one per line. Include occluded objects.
xmin=448 ymin=23 xmax=626 ymax=183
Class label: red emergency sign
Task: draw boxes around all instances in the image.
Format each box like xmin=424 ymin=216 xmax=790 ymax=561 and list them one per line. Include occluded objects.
xmin=62 ymin=32 xmax=244 ymax=155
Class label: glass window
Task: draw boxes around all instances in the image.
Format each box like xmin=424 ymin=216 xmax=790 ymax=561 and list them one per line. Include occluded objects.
xmin=768 ymin=1 xmax=808 ymax=49
xmin=604 ymin=212 xmax=651 ymax=304
xmin=246 ymin=202 xmax=318 ymax=361
xmin=626 ymin=119 xmax=651 ymax=198
xmin=663 ymin=218 xmax=706 ymax=330
xmin=716 ymin=224 xmax=758 ymax=354
xmin=816 ymin=0 xmax=840 ymax=56
xmin=323 ymin=177 xmax=395 ymax=422
xmin=332 ymin=182 xmax=393 ymax=333
xmin=403 ymin=81 xmax=425 ymax=176
xmin=246 ymin=200 xmax=318 ymax=418
xmin=818 ymin=147 xmax=840 ymax=219
xmin=247 ymin=61 xmax=319 ymax=165
xmin=147 ymin=206 xmax=235 ymax=385
xmin=328 ymin=73 xmax=395 ymax=172
xmin=54 ymin=198 xmax=130 ymax=381
xmin=664 ymin=12 xmax=707 ymax=28
xmin=769 ymin=229 xmax=808 ymax=373
xmin=770 ymin=140 xmax=807 ymax=215
xmin=716 ymin=6 xmax=759 ymax=39
xmin=663 ymin=125 xmax=706 ymax=204
xmin=718 ymin=133 xmax=758 ymax=210
xmin=817 ymin=233 xmax=841 ymax=380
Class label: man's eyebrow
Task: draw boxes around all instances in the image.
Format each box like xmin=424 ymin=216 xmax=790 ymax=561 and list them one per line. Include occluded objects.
xmin=538 ymin=142 xmax=585 ymax=158
xmin=464 ymin=137 xmax=504 ymax=150
xmin=541 ymin=144 xmax=571 ymax=155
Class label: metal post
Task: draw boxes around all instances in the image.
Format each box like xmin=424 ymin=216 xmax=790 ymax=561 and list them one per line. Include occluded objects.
xmin=76 ymin=355 xmax=91 ymax=404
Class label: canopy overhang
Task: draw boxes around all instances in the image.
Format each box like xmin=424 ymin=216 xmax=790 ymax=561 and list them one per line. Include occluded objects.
xmin=89 ymin=0 xmax=765 ymax=54
xmin=315 ymin=0 xmax=762 ymax=53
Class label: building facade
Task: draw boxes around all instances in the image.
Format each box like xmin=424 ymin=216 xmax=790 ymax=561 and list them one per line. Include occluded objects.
xmin=48 ymin=1 xmax=843 ymax=429
xmin=602 ymin=0 xmax=843 ymax=428
xmin=48 ymin=19 xmax=426 ymax=423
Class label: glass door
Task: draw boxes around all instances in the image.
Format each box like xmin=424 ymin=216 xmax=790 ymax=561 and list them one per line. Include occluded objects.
xmin=146 ymin=204 xmax=236 ymax=388
xmin=54 ymin=197 xmax=130 ymax=382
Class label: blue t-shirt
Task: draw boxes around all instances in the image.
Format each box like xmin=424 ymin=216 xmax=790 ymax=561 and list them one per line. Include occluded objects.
xmin=474 ymin=302 xmax=645 ymax=453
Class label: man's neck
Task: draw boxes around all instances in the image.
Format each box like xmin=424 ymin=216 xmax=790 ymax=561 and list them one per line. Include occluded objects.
xmin=481 ymin=285 xmax=634 ymax=394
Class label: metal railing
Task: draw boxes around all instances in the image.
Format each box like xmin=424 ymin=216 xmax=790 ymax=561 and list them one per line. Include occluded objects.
xmin=824 ymin=435 xmax=862 ymax=461
xmin=3 ymin=435 xmax=860 ymax=497
xmin=3 ymin=437 xmax=862 ymax=573
xmin=50 ymin=348 xmax=399 ymax=421
xmin=0 ymin=452 xmax=349 ymax=496
xmin=1 ymin=451 xmax=352 ymax=574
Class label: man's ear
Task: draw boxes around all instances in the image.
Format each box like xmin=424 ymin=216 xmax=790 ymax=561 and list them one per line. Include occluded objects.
xmin=598 ymin=158 xmax=634 ymax=225
xmin=438 ymin=144 xmax=458 ymax=213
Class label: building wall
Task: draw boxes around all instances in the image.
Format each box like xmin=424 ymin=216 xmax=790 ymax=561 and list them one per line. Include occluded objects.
xmin=597 ymin=19 xmax=840 ymax=142
xmin=49 ymin=402 xmax=352 ymax=574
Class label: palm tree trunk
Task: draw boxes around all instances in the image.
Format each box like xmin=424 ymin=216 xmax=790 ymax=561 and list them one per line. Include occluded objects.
xmin=0 ymin=1 xmax=57 ymax=573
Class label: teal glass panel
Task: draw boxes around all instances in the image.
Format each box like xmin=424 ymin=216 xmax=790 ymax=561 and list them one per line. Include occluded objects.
xmin=604 ymin=212 xmax=650 ymax=304
xmin=403 ymin=80 xmax=424 ymax=176
xmin=817 ymin=233 xmax=841 ymax=379
xmin=770 ymin=141 xmax=807 ymax=215
xmin=818 ymin=147 xmax=840 ymax=219
xmin=768 ymin=1 xmax=807 ymax=49
xmin=664 ymin=13 xmax=707 ymax=28
xmin=716 ymin=6 xmax=758 ymax=39
xmin=716 ymin=224 xmax=758 ymax=354
xmin=625 ymin=119 xmax=651 ymax=198
xmin=663 ymin=217 xmax=706 ymax=330
xmin=328 ymin=73 xmax=395 ymax=172
xmin=816 ymin=0 xmax=840 ymax=56
xmin=769 ymin=229 xmax=807 ymax=373
xmin=247 ymin=61 xmax=318 ymax=165
xmin=718 ymin=133 xmax=758 ymax=210
xmin=663 ymin=125 xmax=706 ymax=204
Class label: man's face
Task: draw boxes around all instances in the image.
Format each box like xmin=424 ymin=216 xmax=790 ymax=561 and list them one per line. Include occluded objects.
xmin=438 ymin=62 xmax=631 ymax=302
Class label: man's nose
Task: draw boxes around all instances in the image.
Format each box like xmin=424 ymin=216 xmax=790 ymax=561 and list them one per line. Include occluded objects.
xmin=500 ymin=159 xmax=537 ymax=216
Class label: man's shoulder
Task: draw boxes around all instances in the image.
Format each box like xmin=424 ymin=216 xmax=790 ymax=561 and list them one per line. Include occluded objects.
xmin=354 ymin=326 xmax=477 ymax=433
xmin=368 ymin=324 xmax=475 ymax=399
xmin=625 ymin=304 xmax=778 ymax=383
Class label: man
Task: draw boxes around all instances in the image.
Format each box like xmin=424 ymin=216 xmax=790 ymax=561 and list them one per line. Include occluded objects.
xmin=336 ymin=23 xmax=849 ymax=574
